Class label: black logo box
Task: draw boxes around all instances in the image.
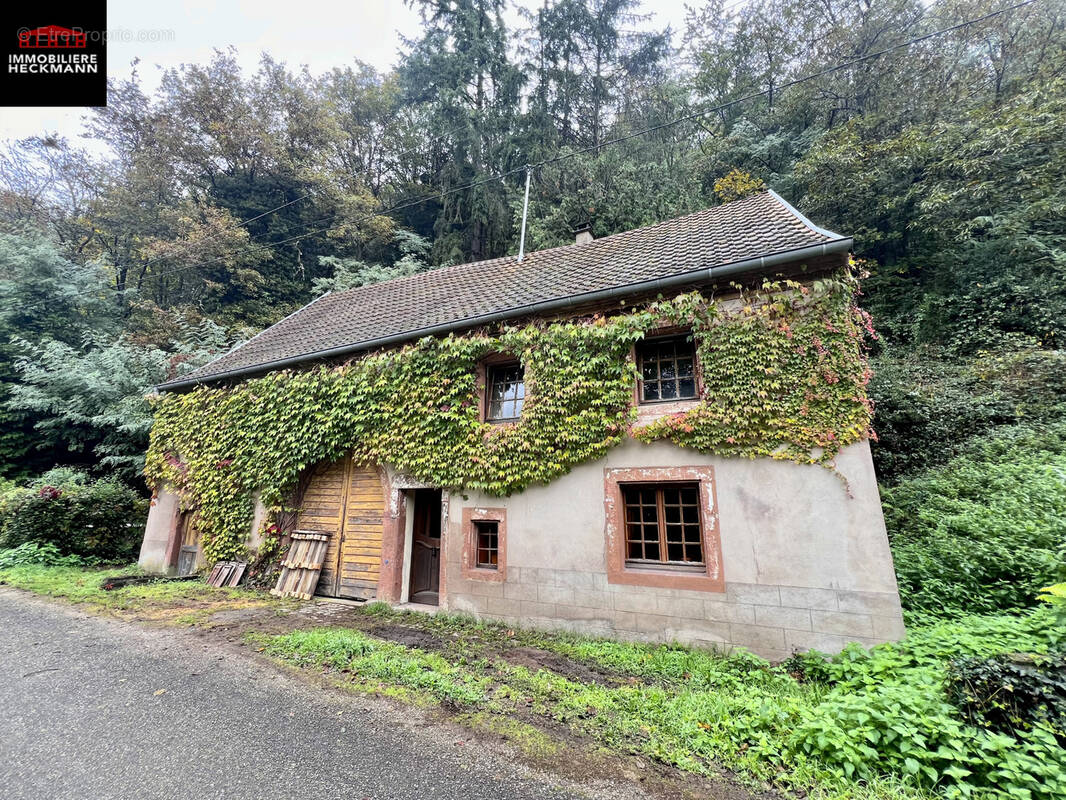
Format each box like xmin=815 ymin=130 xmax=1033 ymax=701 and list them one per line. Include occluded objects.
xmin=1 ymin=1 xmax=107 ymax=107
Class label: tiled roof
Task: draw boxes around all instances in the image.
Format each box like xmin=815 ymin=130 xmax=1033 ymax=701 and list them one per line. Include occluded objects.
xmin=162 ymin=190 xmax=848 ymax=389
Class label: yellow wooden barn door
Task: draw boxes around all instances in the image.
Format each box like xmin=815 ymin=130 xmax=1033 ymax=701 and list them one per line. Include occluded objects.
xmin=293 ymin=457 xmax=384 ymax=599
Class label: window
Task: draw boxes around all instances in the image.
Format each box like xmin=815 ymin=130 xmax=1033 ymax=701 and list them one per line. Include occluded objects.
xmin=622 ymin=483 xmax=703 ymax=566
xmin=462 ymin=507 xmax=506 ymax=581
xmin=474 ymin=520 xmax=499 ymax=569
xmin=486 ymin=362 xmax=525 ymax=421
xmin=604 ymin=467 xmax=723 ymax=592
xmin=637 ymin=336 xmax=697 ymax=403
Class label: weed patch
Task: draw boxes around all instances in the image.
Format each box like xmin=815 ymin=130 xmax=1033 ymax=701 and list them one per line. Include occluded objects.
xmin=258 ymin=606 xmax=1066 ymax=800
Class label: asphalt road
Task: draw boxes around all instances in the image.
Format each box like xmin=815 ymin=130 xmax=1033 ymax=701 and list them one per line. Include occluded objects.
xmin=0 ymin=590 xmax=604 ymax=800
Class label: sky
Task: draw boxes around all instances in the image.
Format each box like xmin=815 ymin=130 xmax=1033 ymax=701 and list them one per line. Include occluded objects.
xmin=1 ymin=0 xmax=698 ymax=147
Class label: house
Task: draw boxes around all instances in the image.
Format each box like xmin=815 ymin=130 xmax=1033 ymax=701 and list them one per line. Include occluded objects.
xmin=138 ymin=190 xmax=905 ymax=660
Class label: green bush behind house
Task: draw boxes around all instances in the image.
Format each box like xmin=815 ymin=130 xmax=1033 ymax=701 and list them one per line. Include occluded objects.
xmin=883 ymin=422 xmax=1066 ymax=617
xmin=0 ymin=477 xmax=148 ymax=562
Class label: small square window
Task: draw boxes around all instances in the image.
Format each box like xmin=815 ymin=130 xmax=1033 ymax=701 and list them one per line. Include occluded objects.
xmin=637 ymin=336 xmax=698 ymax=404
xmin=474 ymin=520 xmax=499 ymax=569
xmin=486 ymin=362 xmax=525 ymax=421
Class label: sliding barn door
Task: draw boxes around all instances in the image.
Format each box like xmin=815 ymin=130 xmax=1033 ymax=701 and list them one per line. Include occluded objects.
xmin=293 ymin=457 xmax=384 ymax=600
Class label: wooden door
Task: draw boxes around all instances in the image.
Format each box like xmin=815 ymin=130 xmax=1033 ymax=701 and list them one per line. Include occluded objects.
xmin=338 ymin=464 xmax=384 ymax=599
xmin=293 ymin=457 xmax=384 ymax=600
xmin=408 ymin=489 xmax=442 ymax=605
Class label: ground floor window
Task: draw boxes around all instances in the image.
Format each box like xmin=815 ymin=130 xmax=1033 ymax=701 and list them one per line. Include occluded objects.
xmin=622 ymin=483 xmax=703 ymax=567
xmin=604 ymin=466 xmax=724 ymax=592
xmin=474 ymin=519 xmax=499 ymax=568
xmin=461 ymin=507 xmax=507 ymax=581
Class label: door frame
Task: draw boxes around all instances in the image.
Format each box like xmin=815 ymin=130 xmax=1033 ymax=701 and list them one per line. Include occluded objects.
xmin=395 ymin=485 xmax=448 ymax=606
xmin=399 ymin=492 xmax=416 ymax=603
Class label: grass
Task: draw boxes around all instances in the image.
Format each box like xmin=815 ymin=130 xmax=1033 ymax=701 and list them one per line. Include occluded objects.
xmin=253 ymin=604 xmax=1065 ymax=800
xmin=0 ymin=563 xmax=284 ymax=620
xmin=5 ymin=564 xmax=1063 ymax=800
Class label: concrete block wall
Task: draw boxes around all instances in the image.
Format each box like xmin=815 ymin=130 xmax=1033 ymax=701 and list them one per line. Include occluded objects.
xmin=443 ymin=438 xmax=905 ymax=661
xmin=447 ymin=568 xmax=904 ymax=661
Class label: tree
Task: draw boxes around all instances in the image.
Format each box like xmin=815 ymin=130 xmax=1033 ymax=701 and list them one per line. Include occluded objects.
xmin=0 ymin=234 xmax=118 ymax=477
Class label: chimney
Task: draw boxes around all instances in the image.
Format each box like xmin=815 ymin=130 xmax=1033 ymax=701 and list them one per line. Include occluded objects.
xmin=573 ymin=224 xmax=593 ymax=246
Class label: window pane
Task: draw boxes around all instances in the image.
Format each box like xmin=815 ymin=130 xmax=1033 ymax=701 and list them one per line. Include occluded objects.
xmin=475 ymin=520 xmax=499 ymax=569
xmin=660 ymin=381 xmax=677 ymax=400
xmin=642 ymin=361 xmax=658 ymax=381
xmin=661 ymin=362 xmax=676 ymax=381
xmin=643 ymin=382 xmax=659 ymax=401
xmin=628 ymin=541 xmax=644 ymax=559
xmin=667 ymin=542 xmax=684 ymax=562
xmin=677 ymin=358 xmax=694 ymax=378
xmin=681 ymin=486 xmax=698 ymax=505
xmin=487 ymin=363 xmax=524 ymax=420
xmin=664 ymin=504 xmax=680 ymax=524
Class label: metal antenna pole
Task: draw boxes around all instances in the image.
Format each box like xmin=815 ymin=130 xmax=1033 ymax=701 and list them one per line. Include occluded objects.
xmin=517 ymin=166 xmax=531 ymax=262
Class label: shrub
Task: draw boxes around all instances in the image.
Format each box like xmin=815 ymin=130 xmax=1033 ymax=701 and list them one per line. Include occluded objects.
xmin=946 ymin=652 xmax=1066 ymax=741
xmin=0 ymin=541 xmax=95 ymax=568
xmin=883 ymin=423 xmax=1066 ymax=615
xmin=0 ymin=478 xmax=147 ymax=562
xmin=870 ymin=348 xmax=1066 ymax=484
xmin=1041 ymin=583 xmax=1066 ymax=627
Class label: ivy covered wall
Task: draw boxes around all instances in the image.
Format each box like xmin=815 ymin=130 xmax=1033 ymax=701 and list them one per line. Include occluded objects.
xmin=146 ymin=269 xmax=873 ymax=564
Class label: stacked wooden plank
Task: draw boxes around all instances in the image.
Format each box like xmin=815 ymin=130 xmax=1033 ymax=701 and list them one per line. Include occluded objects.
xmin=270 ymin=530 xmax=331 ymax=600
xmin=206 ymin=560 xmax=246 ymax=588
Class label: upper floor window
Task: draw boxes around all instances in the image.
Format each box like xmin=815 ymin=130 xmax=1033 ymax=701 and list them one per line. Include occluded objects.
xmin=486 ymin=362 xmax=525 ymax=422
xmin=637 ymin=335 xmax=697 ymax=403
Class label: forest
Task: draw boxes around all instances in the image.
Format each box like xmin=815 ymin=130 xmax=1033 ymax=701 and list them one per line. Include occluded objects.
xmin=1 ymin=0 xmax=1065 ymax=794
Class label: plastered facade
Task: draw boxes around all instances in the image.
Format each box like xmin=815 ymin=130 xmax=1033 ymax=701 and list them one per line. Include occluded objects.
xmin=442 ymin=437 xmax=904 ymax=660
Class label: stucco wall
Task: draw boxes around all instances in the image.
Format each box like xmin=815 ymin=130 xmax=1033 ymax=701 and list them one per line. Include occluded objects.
xmin=138 ymin=486 xmax=270 ymax=574
xmin=443 ymin=438 xmax=904 ymax=660
xmin=138 ymin=485 xmax=180 ymax=574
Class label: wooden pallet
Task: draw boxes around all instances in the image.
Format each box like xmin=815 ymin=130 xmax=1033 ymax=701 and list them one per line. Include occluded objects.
xmin=206 ymin=560 xmax=247 ymax=588
xmin=270 ymin=530 xmax=331 ymax=600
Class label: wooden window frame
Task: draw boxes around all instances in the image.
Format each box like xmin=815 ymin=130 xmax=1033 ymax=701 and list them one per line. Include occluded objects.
xmin=477 ymin=353 xmax=526 ymax=424
xmin=622 ymin=482 xmax=705 ymax=569
xmin=604 ymin=466 xmax=724 ymax=593
xmin=461 ymin=506 xmax=507 ymax=582
xmin=473 ymin=519 xmax=500 ymax=569
xmin=635 ymin=332 xmax=700 ymax=405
